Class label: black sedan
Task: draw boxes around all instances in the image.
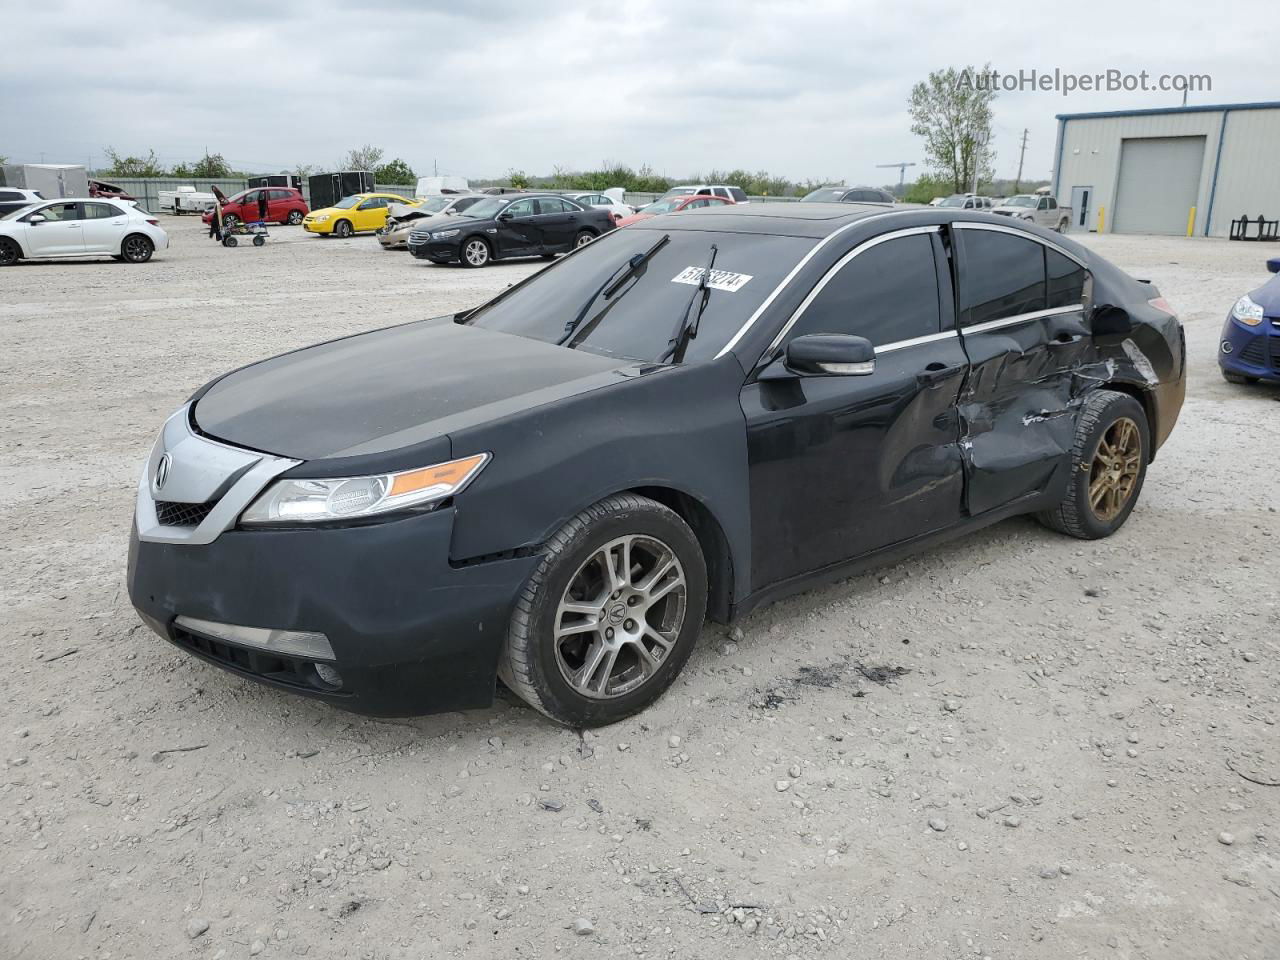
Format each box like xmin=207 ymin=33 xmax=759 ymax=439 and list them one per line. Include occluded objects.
xmin=410 ymin=193 xmax=615 ymax=267
xmin=128 ymin=204 xmax=1184 ymax=727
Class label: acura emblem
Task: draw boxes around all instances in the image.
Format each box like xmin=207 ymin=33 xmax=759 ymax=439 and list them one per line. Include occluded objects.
xmin=154 ymin=453 xmax=172 ymax=491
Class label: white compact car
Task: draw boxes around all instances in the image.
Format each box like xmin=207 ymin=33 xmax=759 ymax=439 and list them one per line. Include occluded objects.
xmin=0 ymin=197 xmax=168 ymax=265
xmin=565 ymin=190 xmax=635 ymax=223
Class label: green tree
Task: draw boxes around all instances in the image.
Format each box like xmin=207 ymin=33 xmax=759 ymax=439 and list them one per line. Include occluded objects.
xmin=903 ymin=173 xmax=952 ymax=205
xmin=170 ymin=153 xmax=233 ymax=179
xmin=103 ymin=146 xmax=165 ymax=178
xmin=375 ymin=157 xmax=416 ymax=185
xmin=908 ymin=65 xmax=997 ymax=193
xmin=506 ymin=168 xmax=530 ymax=189
xmin=339 ymin=144 xmax=384 ymax=172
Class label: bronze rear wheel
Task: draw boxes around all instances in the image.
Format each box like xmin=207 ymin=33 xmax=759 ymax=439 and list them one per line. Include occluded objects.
xmin=1088 ymin=416 xmax=1142 ymax=522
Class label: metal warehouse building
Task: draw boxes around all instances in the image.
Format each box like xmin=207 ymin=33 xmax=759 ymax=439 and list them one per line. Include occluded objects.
xmin=1052 ymin=101 xmax=1280 ymax=238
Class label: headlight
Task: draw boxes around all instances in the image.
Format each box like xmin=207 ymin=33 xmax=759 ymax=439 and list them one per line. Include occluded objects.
xmin=431 ymin=228 xmax=460 ymax=240
xmin=1231 ymin=294 xmax=1264 ymax=326
xmin=312 ymin=214 xmax=329 ymax=222
xmin=240 ymin=453 xmax=489 ymax=525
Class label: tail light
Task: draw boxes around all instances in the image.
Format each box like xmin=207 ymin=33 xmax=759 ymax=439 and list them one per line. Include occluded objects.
xmin=146 ymin=218 xmax=160 ymax=226
xmin=1147 ymin=296 xmax=1175 ymax=317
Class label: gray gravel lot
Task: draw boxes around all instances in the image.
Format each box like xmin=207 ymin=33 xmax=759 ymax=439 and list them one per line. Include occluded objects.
xmin=2 ymin=216 xmax=1278 ymax=959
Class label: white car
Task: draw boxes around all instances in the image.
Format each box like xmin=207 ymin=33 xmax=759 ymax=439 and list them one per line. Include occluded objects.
xmin=0 ymin=187 xmax=45 ymax=217
xmin=659 ymin=183 xmax=750 ymax=204
xmin=0 ymin=197 xmax=168 ymax=265
xmin=565 ymin=189 xmax=634 ymax=223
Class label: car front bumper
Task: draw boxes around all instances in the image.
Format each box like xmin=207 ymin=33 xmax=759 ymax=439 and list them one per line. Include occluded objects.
xmin=1219 ymin=313 xmax=1280 ymax=382
xmin=302 ymin=220 xmax=333 ymax=234
xmin=128 ymin=509 xmax=538 ymax=717
xmin=418 ymin=239 xmax=463 ymax=262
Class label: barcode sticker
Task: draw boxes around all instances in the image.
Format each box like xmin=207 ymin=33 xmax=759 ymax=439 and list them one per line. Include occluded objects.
xmin=671 ymin=267 xmax=753 ymax=292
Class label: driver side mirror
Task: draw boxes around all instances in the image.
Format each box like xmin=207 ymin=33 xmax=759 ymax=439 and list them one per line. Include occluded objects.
xmin=497 ymin=211 xmax=514 ymax=222
xmin=761 ymin=334 xmax=877 ymax=380
xmin=28 ymin=214 xmax=46 ymax=224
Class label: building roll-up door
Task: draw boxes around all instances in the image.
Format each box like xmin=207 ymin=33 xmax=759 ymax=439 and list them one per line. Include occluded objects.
xmin=1112 ymin=136 xmax=1205 ymax=235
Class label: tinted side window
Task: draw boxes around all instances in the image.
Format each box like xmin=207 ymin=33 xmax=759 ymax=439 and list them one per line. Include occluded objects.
xmin=37 ymin=202 xmax=81 ymax=221
xmin=454 ymin=197 xmax=481 ymax=211
xmin=505 ymin=199 xmax=536 ymax=217
xmin=788 ymin=234 xmax=941 ymax=346
xmin=729 ymin=187 xmax=747 ymax=202
xmin=84 ymin=203 xmax=119 ymax=219
xmin=357 ymin=197 xmax=385 ymax=210
xmin=0 ymin=191 xmax=20 ymax=202
xmin=961 ymin=230 xmax=1047 ymax=325
xmin=1046 ymin=249 xmax=1086 ymax=307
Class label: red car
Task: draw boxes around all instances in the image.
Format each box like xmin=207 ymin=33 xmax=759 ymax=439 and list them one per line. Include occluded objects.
xmin=203 ymin=186 xmax=309 ymax=227
xmin=616 ymin=193 xmax=733 ymax=227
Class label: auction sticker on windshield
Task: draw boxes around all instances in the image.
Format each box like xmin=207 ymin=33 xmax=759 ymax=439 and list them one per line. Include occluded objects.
xmin=671 ymin=267 xmax=753 ymax=293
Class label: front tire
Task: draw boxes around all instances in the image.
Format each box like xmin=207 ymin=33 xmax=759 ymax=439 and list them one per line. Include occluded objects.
xmin=121 ymin=234 xmax=154 ymax=263
xmin=0 ymin=238 xmax=21 ymax=266
xmin=461 ymin=237 xmax=491 ymax=268
xmin=498 ymin=494 xmax=708 ymax=727
xmin=333 ymin=219 xmax=353 ymax=238
xmin=1036 ymin=391 xmax=1149 ymax=540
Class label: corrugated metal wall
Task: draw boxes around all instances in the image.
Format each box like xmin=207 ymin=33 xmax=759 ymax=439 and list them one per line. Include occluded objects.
xmin=1054 ymin=105 xmax=1280 ymax=237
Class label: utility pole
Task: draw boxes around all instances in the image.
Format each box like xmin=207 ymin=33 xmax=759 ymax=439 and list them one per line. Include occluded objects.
xmin=1014 ymin=128 xmax=1029 ymax=192
xmin=876 ymin=161 xmax=916 ymax=197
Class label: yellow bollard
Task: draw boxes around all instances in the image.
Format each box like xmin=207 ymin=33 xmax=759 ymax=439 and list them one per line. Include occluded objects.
xmin=1096 ymin=205 xmax=1105 ymax=233
xmin=1186 ymin=206 xmax=1197 ymax=237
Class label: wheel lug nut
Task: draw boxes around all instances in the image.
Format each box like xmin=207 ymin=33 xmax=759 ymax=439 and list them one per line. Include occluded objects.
xmin=624 ymin=619 xmax=635 ymax=631
xmin=627 ymin=596 xmax=638 ymax=606
xmin=606 ymin=628 xmax=614 ymax=639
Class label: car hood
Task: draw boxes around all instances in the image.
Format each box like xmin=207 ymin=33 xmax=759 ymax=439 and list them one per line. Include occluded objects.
xmin=1251 ymin=269 xmax=1280 ymax=316
xmin=305 ymin=206 xmax=346 ymax=218
xmin=397 ymin=212 xmax=455 ymax=232
xmin=192 ymin=318 xmax=632 ymax=463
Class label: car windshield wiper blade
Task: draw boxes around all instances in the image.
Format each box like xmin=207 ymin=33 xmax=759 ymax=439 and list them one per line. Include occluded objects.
xmin=658 ymin=244 xmax=718 ymax=364
xmin=557 ymin=234 xmax=670 ymax=347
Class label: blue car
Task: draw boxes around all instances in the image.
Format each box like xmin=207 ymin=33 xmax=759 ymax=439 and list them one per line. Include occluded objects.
xmin=1220 ymin=256 xmax=1280 ymax=384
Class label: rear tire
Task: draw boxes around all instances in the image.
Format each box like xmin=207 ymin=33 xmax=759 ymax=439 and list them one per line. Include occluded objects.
xmin=334 ymin=219 xmax=353 ymax=238
xmin=575 ymin=230 xmax=596 ymax=248
xmin=0 ymin=238 xmax=20 ymax=266
xmin=1036 ymin=391 xmax=1149 ymax=540
xmin=1056 ymin=218 xmax=1069 ymax=233
xmin=287 ymin=210 xmax=304 ymax=225
xmin=223 ymin=213 xmax=239 ymax=228
xmin=121 ymin=234 xmax=154 ymax=263
xmin=1222 ymin=369 xmax=1256 ymax=385
xmin=498 ymin=494 xmax=707 ymax=728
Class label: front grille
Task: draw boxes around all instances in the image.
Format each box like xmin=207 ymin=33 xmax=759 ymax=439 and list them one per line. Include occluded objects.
xmin=1239 ymin=337 xmax=1267 ymax=367
xmin=409 ymin=229 xmax=431 ymax=244
xmin=155 ymin=500 xmax=215 ymax=527
xmin=173 ymin=626 xmax=347 ymax=694
xmin=992 ymin=209 xmax=1013 ymax=216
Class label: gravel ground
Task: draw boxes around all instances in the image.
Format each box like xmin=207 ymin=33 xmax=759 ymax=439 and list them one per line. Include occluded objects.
xmin=2 ymin=216 xmax=1278 ymax=960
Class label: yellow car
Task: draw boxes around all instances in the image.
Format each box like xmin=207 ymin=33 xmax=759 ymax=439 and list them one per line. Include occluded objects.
xmin=303 ymin=193 xmax=417 ymax=238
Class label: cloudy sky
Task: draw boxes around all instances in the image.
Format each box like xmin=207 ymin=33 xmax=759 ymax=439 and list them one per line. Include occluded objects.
xmin=2 ymin=0 xmax=1272 ymax=187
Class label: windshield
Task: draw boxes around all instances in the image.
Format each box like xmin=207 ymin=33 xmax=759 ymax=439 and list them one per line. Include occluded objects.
xmin=455 ymin=197 xmax=510 ymax=219
xmin=333 ymin=195 xmax=362 ymax=209
xmin=1004 ymin=196 xmax=1037 ymax=207
xmin=938 ymin=195 xmax=970 ymax=208
xmin=802 ymin=188 xmax=846 ymax=202
xmin=463 ymin=227 xmax=813 ymax=363
xmin=412 ymin=197 xmax=450 ymax=213
xmin=640 ymin=198 xmax=684 ymax=215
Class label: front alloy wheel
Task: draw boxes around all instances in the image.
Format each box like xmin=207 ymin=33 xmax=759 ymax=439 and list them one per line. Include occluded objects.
xmin=334 ymin=220 xmax=353 ymax=238
xmin=498 ymin=493 xmax=707 ymax=727
xmin=0 ymin=238 xmax=20 ymax=266
xmin=554 ymin=535 xmax=687 ymax=699
xmin=462 ymin=237 xmax=491 ymax=267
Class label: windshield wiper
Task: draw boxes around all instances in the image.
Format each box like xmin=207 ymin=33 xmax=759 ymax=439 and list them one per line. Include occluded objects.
xmin=557 ymin=234 xmax=670 ymax=347
xmin=659 ymin=244 xmax=718 ymax=364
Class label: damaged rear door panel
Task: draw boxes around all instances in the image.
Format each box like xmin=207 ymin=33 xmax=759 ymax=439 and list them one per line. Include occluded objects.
xmin=951 ymin=222 xmax=1095 ymax=516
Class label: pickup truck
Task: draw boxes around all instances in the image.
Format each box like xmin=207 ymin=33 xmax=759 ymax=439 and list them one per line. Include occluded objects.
xmin=991 ymin=194 xmax=1071 ymax=232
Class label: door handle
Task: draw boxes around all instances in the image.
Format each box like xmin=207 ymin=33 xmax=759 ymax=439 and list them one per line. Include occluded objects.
xmin=916 ymin=362 xmax=963 ymax=386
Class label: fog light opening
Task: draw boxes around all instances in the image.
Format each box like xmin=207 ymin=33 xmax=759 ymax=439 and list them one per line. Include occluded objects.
xmin=314 ymin=662 xmax=343 ymax=689
xmin=1221 ymin=340 xmax=1233 ymax=354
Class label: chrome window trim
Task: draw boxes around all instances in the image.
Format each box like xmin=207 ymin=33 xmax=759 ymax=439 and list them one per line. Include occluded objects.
xmin=962 ymin=305 xmax=1084 ymax=335
xmin=712 ymin=209 xmax=906 ymax=358
xmin=761 ymin=225 xmax=942 ymax=358
xmin=876 ymin=329 xmax=958 ymax=355
xmin=952 ymin=219 xmax=1087 ymax=268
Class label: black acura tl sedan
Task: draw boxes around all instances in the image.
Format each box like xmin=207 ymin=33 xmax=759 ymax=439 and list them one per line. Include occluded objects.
xmin=128 ymin=204 xmax=1185 ymax=727
xmin=408 ymin=193 xmax=615 ymax=267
